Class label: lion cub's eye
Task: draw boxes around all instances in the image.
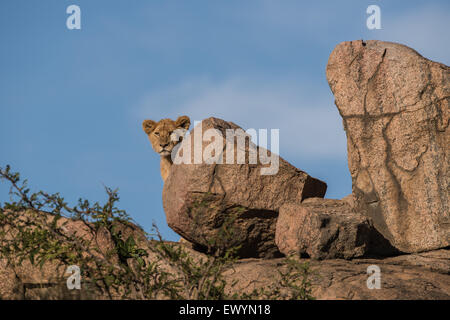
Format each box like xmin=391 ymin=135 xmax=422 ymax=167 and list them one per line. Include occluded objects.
xmin=154 ymin=132 xmax=160 ymax=136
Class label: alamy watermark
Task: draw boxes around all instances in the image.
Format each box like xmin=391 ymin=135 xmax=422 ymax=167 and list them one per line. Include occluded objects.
xmin=65 ymin=4 xmax=383 ymax=31
xmin=66 ymin=265 xmax=81 ymax=290
xmin=366 ymin=5 xmax=381 ymax=30
xmin=170 ymin=120 xmax=280 ymax=175
xmin=366 ymin=265 xmax=381 ymax=289
xmin=66 ymin=5 xmax=81 ymax=30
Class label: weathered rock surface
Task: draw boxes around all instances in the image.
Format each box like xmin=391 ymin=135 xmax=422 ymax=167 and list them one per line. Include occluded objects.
xmin=275 ymin=198 xmax=397 ymax=260
xmin=1 ymin=211 xmax=448 ymax=300
xmin=163 ymin=117 xmax=327 ymax=258
xmin=224 ymin=249 xmax=450 ymax=300
xmin=326 ymin=40 xmax=450 ymax=253
xmin=0 ymin=210 xmax=204 ymax=300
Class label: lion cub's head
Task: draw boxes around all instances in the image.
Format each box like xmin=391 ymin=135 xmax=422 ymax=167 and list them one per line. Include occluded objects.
xmin=142 ymin=116 xmax=191 ymax=157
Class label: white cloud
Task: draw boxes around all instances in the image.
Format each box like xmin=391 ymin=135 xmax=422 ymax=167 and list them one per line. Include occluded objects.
xmin=134 ymin=76 xmax=347 ymax=160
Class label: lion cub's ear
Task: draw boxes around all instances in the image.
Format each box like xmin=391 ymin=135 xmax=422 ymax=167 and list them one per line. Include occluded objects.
xmin=175 ymin=116 xmax=191 ymax=130
xmin=142 ymin=119 xmax=157 ymax=135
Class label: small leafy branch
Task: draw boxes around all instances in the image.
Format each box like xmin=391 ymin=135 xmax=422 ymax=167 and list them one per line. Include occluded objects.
xmin=0 ymin=165 xmax=314 ymax=300
xmin=279 ymin=257 xmax=314 ymax=300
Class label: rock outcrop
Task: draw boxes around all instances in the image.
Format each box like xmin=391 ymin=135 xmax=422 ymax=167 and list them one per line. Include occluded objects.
xmin=224 ymin=249 xmax=450 ymax=300
xmin=1 ymin=211 xmax=448 ymax=300
xmin=0 ymin=210 xmax=206 ymax=300
xmin=326 ymin=40 xmax=450 ymax=253
xmin=0 ymin=210 xmax=146 ymax=299
xmin=163 ymin=117 xmax=327 ymax=258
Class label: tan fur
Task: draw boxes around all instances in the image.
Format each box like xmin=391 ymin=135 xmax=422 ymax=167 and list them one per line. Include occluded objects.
xmin=142 ymin=116 xmax=191 ymax=181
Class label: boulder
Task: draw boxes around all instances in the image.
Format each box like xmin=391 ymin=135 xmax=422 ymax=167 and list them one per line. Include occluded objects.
xmin=163 ymin=117 xmax=327 ymax=258
xmin=326 ymin=40 xmax=450 ymax=253
xmin=275 ymin=198 xmax=397 ymax=260
xmin=275 ymin=198 xmax=371 ymax=259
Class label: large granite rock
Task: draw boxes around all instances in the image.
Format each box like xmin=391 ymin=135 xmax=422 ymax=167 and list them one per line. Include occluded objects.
xmin=163 ymin=117 xmax=327 ymax=258
xmin=326 ymin=40 xmax=450 ymax=253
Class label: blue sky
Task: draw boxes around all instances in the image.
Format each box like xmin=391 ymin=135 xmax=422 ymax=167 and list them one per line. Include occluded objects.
xmin=1 ymin=0 xmax=449 ymax=241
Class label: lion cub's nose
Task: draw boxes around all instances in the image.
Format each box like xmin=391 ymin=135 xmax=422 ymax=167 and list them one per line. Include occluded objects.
xmin=160 ymin=143 xmax=169 ymax=148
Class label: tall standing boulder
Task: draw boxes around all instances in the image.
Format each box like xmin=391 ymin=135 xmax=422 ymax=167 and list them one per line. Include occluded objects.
xmin=163 ymin=117 xmax=327 ymax=258
xmin=326 ymin=40 xmax=449 ymax=253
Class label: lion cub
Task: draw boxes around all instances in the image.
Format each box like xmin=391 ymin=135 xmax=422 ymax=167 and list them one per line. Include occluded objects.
xmin=142 ymin=116 xmax=191 ymax=181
